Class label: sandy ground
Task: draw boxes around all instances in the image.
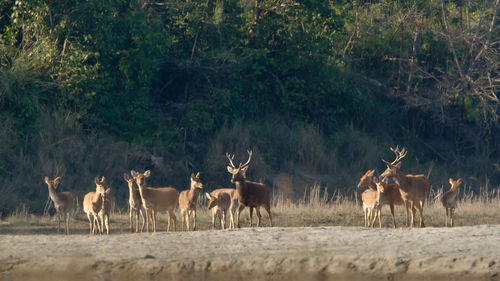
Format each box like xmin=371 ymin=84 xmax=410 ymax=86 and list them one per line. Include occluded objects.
xmin=1 ymin=225 xmax=500 ymax=281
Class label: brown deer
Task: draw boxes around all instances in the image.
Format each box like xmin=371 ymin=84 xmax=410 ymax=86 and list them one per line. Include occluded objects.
xmin=226 ymin=150 xmax=272 ymax=228
xmin=380 ymin=146 xmax=429 ymax=228
xmin=178 ymin=172 xmax=204 ymax=231
xmin=83 ymin=177 xmax=107 ymax=235
xmin=44 ymin=176 xmax=74 ymax=235
xmin=131 ymin=170 xmax=179 ymax=232
xmin=98 ymin=187 xmax=111 ymax=235
xmin=373 ymin=176 xmax=405 ymax=228
xmin=441 ymin=178 xmax=462 ymax=227
xmin=206 ymin=189 xmax=232 ymax=230
xmin=123 ymin=173 xmax=145 ymax=233
xmin=356 ymin=170 xmax=379 ymax=227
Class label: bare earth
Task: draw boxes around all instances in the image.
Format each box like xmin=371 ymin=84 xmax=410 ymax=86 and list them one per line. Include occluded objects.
xmin=1 ymin=225 xmax=500 ymax=281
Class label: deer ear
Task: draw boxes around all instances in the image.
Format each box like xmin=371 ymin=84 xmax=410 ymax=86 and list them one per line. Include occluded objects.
xmin=240 ymin=166 xmax=249 ymax=175
xmin=131 ymin=170 xmax=137 ymax=177
xmin=44 ymin=177 xmax=50 ymax=184
xmin=54 ymin=176 xmax=61 ymax=183
xmin=123 ymin=173 xmax=130 ymax=181
xmin=395 ymin=162 xmax=402 ymax=169
xmin=457 ymin=178 xmax=462 ymax=184
xmin=94 ymin=177 xmax=99 ymax=185
xmin=195 ymin=172 xmax=200 ymax=178
xmin=101 ymin=176 xmax=106 ymax=182
xmin=205 ymin=192 xmax=212 ymax=200
xmin=368 ymin=170 xmax=375 ymax=176
xmin=227 ymin=166 xmax=234 ymax=174
xmin=449 ymin=178 xmax=453 ymax=185
xmin=144 ymin=170 xmax=151 ymax=177
xmin=105 ymin=188 xmax=111 ymax=194
xmin=190 ymin=173 xmax=194 ymax=179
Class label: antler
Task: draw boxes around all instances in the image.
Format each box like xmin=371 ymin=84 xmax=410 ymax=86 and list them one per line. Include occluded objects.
xmin=226 ymin=152 xmax=236 ymax=168
xmin=241 ymin=150 xmax=253 ymax=169
xmin=382 ymin=145 xmax=407 ymax=165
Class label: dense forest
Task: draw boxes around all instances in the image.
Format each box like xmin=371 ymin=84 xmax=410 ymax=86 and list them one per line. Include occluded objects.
xmin=0 ymin=0 xmax=498 ymax=215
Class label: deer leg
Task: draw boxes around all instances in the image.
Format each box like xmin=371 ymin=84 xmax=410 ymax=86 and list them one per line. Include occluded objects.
xmin=249 ymin=207 xmax=254 ymax=227
xmin=264 ymin=204 xmax=273 ymax=227
xmin=370 ymin=207 xmax=378 ymax=227
xmin=255 ymin=207 xmax=262 ymax=227
xmin=405 ymin=202 xmax=411 ymax=227
xmin=419 ymin=200 xmax=425 ymax=228
xmin=410 ymin=202 xmax=416 ymax=228
xmin=87 ymin=213 xmax=93 ymax=235
xmin=450 ymin=208 xmax=454 ymax=227
xmin=221 ymin=210 xmax=226 ymax=230
xmin=229 ymin=208 xmax=235 ymax=229
xmin=57 ymin=211 xmax=62 ymax=234
xmin=140 ymin=208 xmax=146 ymax=232
xmin=193 ymin=209 xmax=197 ymax=231
xmin=152 ymin=210 xmax=157 ymax=232
xmin=390 ymin=204 xmax=396 ymax=228
xmin=237 ymin=205 xmax=245 ymax=228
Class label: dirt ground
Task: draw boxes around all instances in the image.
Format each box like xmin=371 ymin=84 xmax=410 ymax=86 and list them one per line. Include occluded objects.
xmin=1 ymin=224 xmax=500 ymax=281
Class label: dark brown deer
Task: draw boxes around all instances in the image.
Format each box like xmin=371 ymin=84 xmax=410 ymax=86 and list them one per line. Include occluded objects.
xmin=226 ymin=150 xmax=272 ymax=228
xmin=380 ymin=146 xmax=429 ymax=228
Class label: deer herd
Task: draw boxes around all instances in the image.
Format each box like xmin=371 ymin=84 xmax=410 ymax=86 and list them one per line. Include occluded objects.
xmin=43 ymin=147 xmax=462 ymax=235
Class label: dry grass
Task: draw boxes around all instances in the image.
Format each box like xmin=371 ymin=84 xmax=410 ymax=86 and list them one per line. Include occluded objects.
xmin=2 ymin=184 xmax=500 ymax=234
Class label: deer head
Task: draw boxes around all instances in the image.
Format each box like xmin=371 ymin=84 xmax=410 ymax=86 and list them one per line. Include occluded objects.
xmin=123 ymin=173 xmax=135 ymax=188
xmin=131 ymin=170 xmax=150 ymax=188
xmin=380 ymin=146 xmax=407 ymax=180
xmin=45 ymin=176 xmax=62 ymax=189
xmin=190 ymin=172 xmax=204 ymax=189
xmin=94 ymin=176 xmax=107 ymax=193
xmin=373 ymin=176 xmax=386 ymax=207
xmin=449 ymin=178 xmax=462 ymax=191
xmin=226 ymin=150 xmax=252 ymax=183
xmin=205 ymin=192 xmax=219 ymax=209
xmin=357 ymin=169 xmax=375 ymax=188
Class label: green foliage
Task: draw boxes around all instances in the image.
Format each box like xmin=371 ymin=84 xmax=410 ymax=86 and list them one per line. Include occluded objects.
xmin=0 ymin=0 xmax=498 ymax=215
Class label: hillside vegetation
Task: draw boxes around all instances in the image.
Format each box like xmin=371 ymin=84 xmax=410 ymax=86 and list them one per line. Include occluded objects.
xmin=0 ymin=0 xmax=498 ymax=215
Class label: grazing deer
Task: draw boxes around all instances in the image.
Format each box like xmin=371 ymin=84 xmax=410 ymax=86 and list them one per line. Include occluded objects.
xmin=206 ymin=190 xmax=231 ymax=230
xmin=44 ymin=176 xmax=74 ymax=235
xmin=131 ymin=170 xmax=179 ymax=232
xmin=83 ymin=177 xmax=107 ymax=235
xmin=441 ymin=178 xmax=462 ymax=227
xmin=373 ymin=176 xmax=405 ymax=228
xmin=380 ymin=146 xmax=429 ymax=228
xmin=178 ymin=172 xmax=204 ymax=231
xmin=98 ymin=187 xmax=111 ymax=235
xmin=123 ymin=173 xmax=145 ymax=233
xmin=226 ymin=150 xmax=272 ymax=228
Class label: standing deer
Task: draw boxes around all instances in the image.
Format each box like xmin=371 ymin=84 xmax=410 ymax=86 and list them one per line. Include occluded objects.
xmin=131 ymin=170 xmax=179 ymax=232
xmin=373 ymin=176 xmax=405 ymax=228
xmin=206 ymin=188 xmax=238 ymax=229
xmin=44 ymin=176 xmax=74 ymax=235
xmin=226 ymin=150 xmax=272 ymax=228
xmin=380 ymin=146 xmax=429 ymax=228
xmin=83 ymin=177 xmax=107 ymax=235
xmin=441 ymin=178 xmax=462 ymax=227
xmin=123 ymin=173 xmax=145 ymax=233
xmin=98 ymin=187 xmax=111 ymax=235
xmin=356 ymin=170 xmax=379 ymax=227
xmin=178 ymin=172 xmax=204 ymax=231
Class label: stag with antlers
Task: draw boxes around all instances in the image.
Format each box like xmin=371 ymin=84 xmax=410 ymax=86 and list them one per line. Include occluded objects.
xmin=380 ymin=146 xmax=429 ymax=228
xmin=226 ymin=150 xmax=273 ymax=228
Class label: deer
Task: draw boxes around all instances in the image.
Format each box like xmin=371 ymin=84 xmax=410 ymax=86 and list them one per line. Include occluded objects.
xmin=226 ymin=150 xmax=272 ymax=228
xmin=123 ymin=173 xmax=145 ymax=233
xmin=98 ymin=187 xmax=111 ymax=235
xmin=356 ymin=170 xmax=379 ymax=227
xmin=441 ymin=178 xmax=462 ymax=227
xmin=178 ymin=172 xmax=204 ymax=231
xmin=83 ymin=177 xmax=107 ymax=235
xmin=44 ymin=176 xmax=74 ymax=235
xmin=131 ymin=170 xmax=179 ymax=232
xmin=380 ymin=146 xmax=429 ymax=228
xmin=206 ymin=189 xmax=232 ymax=230
xmin=373 ymin=176 xmax=405 ymax=228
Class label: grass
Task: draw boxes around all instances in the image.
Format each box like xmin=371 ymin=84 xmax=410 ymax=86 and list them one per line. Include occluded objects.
xmin=2 ymin=184 xmax=500 ymax=234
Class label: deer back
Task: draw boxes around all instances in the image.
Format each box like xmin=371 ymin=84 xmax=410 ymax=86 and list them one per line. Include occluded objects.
xmin=142 ymin=187 xmax=179 ymax=212
xmin=235 ymin=180 xmax=270 ymax=207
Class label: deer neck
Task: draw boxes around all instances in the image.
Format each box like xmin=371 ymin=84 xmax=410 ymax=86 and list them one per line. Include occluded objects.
xmin=234 ymin=180 xmax=248 ymax=195
xmin=48 ymin=185 xmax=59 ymax=200
xmin=92 ymin=192 xmax=103 ymax=205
